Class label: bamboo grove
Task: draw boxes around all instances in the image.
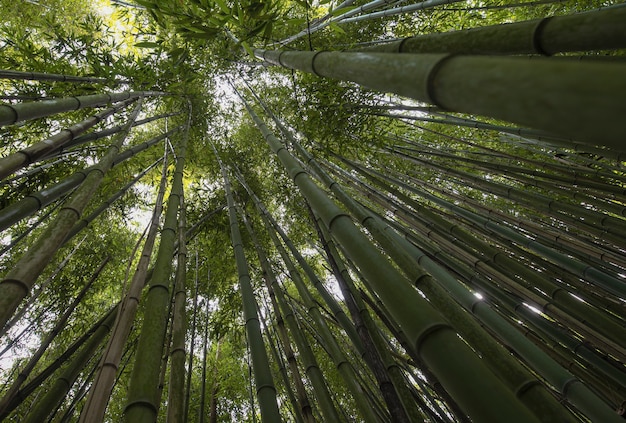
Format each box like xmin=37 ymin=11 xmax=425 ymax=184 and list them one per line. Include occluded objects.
xmin=0 ymin=0 xmax=625 ymax=422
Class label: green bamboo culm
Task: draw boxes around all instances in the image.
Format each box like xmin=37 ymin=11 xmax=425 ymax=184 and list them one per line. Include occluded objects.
xmin=0 ymin=125 xmax=182 ymax=233
xmin=282 ymin=130 xmax=579 ymax=422
xmin=49 ymin=111 xmax=181 ymax=159
xmin=0 ymin=98 xmax=145 ymax=331
xmin=64 ymin=158 xmax=163 ymax=244
xmin=234 ymin=171 xmax=343 ymax=423
xmin=79 ymin=148 xmax=169 ymax=423
xmin=216 ymin=153 xmax=283 ymax=423
xmin=254 ymin=49 xmax=626 ymax=151
xmin=243 ymin=101 xmax=541 ymax=423
xmin=239 ymin=211 xmax=316 ymax=423
xmin=166 ymin=194 xmax=188 ymax=423
xmin=0 ymin=91 xmax=161 ymax=127
xmin=0 ymin=69 xmax=113 ymax=84
xmin=123 ymin=114 xmax=189 ymax=423
xmin=359 ymin=7 xmax=626 ymax=55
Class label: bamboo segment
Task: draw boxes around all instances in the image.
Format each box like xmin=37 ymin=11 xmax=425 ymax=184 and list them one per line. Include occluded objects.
xmin=255 ymin=49 xmax=626 ymax=150
xmin=359 ymin=7 xmax=626 ymax=55
xmin=0 ymin=91 xmax=161 ymax=127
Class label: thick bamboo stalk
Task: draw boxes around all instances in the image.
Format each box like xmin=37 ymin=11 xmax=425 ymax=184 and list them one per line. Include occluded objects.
xmin=123 ymin=118 xmax=188 ymax=423
xmin=309 ymin=206 xmax=421 ymax=423
xmin=0 ymin=99 xmax=144 ymax=331
xmin=0 ymin=98 xmax=137 ymax=180
xmin=217 ymin=158 xmax=282 ymax=423
xmin=255 ymin=48 xmax=626 ymax=150
xmin=0 ymin=91 xmax=161 ymax=127
xmin=288 ymin=134 xmax=578 ymax=422
xmin=334 ymin=160 xmax=626 ymax=360
xmin=244 ymin=101 xmax=541 ymax=423
xmin=359 ymin=7 xmax=626 ymax=55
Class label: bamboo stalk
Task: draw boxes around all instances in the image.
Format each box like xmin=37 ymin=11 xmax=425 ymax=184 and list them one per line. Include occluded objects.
xmin=359 ymin=7 xmax=626 ymax=55
xmin=255 ymin=48 xmax=626 ymax=150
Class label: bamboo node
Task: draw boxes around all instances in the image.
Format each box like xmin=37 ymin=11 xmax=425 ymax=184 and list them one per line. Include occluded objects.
xmin=532 ymin=17 xmax=554 ymax=56
xmin=309 ymin=51 xmax=326 ymax=77
xmin=415 ymin=322 xmax=450 ymax=354
xmin=514 ymin=379 xmax=541 ymax=398
xmin=424 ymin=54 xmax=455 ymax=109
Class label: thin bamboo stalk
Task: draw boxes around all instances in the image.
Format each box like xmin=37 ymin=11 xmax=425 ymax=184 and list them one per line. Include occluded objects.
xmin=238 ymin=179 xmax=342 ymax=422
xmin=0 ymin=91 xmax=162 ymax=127
xmin=20 ymin=305 xmax=117 ymax=423
xmin=0 ymin=305 xmax=118 ymax=418
xmin=0 ymin=99 xmax=144 ymax=331
xmin=0 ymin=98 xmax=137 ymax=180
xmin=0 ymin=69 xmax=113 ymax=84
xmin=217 ymin=153 xmax=282 ymax=423
xmin=0 ymin=125 xmax=182 ymax=233
xmin=241 ymin=212 xmax=316 ymax=423
xmin=0 ymin=256 xmax=109 ymax=417
xmin=244 ymin=100 xmax=541 ymax=423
